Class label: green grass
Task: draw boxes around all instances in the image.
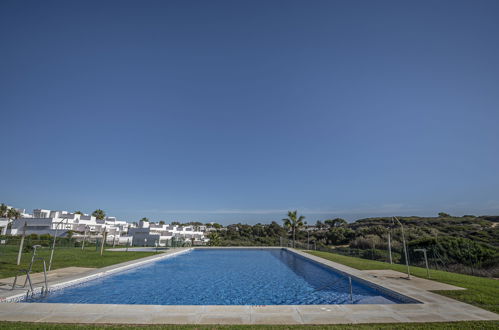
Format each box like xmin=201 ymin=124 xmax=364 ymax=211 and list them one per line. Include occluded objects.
xmin=0 ymin=321 xmax=497 ymax=329
xmin=305 ymin=250 xmax=499 ymax=314
xmin=0 ymin=245 xmax=157 ymax=279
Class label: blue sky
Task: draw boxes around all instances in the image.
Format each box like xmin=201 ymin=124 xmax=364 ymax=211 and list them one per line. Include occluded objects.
xmin=1 ymin=0 xmax=499 ymax=224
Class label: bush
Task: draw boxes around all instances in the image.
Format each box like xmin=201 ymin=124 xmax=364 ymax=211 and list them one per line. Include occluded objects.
xmin=407 ymin=236 xmax=497 ymax=270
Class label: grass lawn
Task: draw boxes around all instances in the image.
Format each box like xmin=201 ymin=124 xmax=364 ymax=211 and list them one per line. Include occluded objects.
xmin=0 ymin=245 xmax=157 ymax=279
xmin=305 ymin=250 xmax=499 ymax=314
xmin=0 ymin=321 xmax=497 ymax=329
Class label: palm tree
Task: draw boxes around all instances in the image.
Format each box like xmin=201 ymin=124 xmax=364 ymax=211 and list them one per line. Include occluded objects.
xmin=92 ymin=209 xmax=106 ymax=220
xmin=0 ymin=203 xmax=7 ymax=218
xmin=74 ymin=211 xmax=83 ymax=215
xmin=7 ymin=208 xmax=21 ymax=220
xmin=282 ymin=210 xmax=305 ymax=248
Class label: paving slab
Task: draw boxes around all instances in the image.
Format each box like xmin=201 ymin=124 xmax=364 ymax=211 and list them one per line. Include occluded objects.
xmin=0 ymin=267 xmax=95 ymax=286
xmin=0 ymin=267 xmax=96 ymax=300
xmin=198 ymin=313 xmax=251 ymax=324
xmin=362 ymin=270 xmax=466 ymax=291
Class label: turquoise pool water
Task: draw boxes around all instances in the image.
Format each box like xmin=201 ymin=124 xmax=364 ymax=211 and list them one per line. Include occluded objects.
xmin=27 ymin=249 xmax=417 ymax=305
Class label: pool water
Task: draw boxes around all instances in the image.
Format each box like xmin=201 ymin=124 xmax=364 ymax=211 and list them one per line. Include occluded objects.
xmin=28 ymin=249 xmax=416 ymax=305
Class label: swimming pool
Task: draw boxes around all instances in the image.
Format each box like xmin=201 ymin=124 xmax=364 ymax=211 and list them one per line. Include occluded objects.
xmin=27 ymin=248 xmax=418 ymax=305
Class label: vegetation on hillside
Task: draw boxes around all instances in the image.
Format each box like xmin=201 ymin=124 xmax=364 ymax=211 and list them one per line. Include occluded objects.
xmin=207 ymin=213 xmax=499 ymax=277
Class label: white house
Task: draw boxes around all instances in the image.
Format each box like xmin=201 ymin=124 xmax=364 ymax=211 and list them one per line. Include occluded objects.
xmin=0 ymin=218 xmax=10 ymax=235
xmin=9 ymin=209 xmax=129 ymax=241
xmin=128 ymin=219 xmax=209 ymax=247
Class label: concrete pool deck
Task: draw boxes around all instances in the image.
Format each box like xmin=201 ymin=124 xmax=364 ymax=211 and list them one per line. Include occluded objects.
xmin=0 ymin=247 xmax=497 ymax=325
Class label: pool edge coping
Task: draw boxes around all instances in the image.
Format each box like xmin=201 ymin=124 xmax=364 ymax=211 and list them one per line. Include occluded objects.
xmin=0 ymin=246 xmax=497 ymax=324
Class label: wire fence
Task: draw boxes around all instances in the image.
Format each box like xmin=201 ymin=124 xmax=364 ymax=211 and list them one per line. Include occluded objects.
xmin=1 ymin=233 xmax=495 ymax=278
xmin=278 ymin=236 xmax=497 ymax=278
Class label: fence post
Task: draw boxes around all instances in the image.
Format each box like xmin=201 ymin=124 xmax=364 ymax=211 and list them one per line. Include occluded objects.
xmin=415 ymin=248 xmax=430 ymax=278
xmin=100 ymin=232 xmax=107 ymax=256
xmin=81 ymin=228 xmax=87 ymax=250
xmin=17 ymin=223 xmax=27 ymax=265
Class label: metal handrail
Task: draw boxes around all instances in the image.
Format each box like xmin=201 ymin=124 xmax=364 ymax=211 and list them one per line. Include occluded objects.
xmin=11 ymin=245 xmax=49 ymax=297
xmin=11 ymin=269 xmax=33 ymax=293
xmin=35 ymin=257 xmax=49 ymax=295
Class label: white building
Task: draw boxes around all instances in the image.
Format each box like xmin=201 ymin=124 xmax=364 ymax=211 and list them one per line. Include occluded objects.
xmin=9 ymin=209 xmax=129 ymax=241
xmin=0 ymin=218 xmax=10 ymax=235
xmin=128 ymin=219 xmax=209 ymax=247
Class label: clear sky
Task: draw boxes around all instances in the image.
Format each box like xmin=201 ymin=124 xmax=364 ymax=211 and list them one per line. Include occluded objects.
xmin=1 ymin=0 xmax=498 ymax=224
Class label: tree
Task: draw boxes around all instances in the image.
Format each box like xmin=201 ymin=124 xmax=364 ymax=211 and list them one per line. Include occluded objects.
xmin=282 ymin=210 xmax=305 ymax=248
xmin=7 ymin=208 xmax=21 ymax=219
xmin=438 ymin=212 xmax=450 ymax=218
xmin=74 ymin=211 xmax=83 ymax=215
xmin=159 ymin=221 xmax=165 ymax=225
xmin=326 ymin=227 xmax=354 ymax=245
xmin=92 ymin=209 xmax=106 ymax=220
xmin=0 ymin=203 xmax=8 ymax=218
xmin=208 ymin=232 xmax=221 ymax=246
xmin=140 ymin=217 xmax=149 ymax=222
xmin=325 ymin=218 xmax=348 ymax=228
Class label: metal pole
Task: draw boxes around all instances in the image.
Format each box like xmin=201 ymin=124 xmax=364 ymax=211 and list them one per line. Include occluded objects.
xmin=100 ymin=231 xmax=107 ymax=256
xmin=126 ymin=238 xmax=130 ymax=252
xmin=48 ymin=217 xmax=66 ymax=271
xmin=307 ymin=231 xmax=310 ymax=250
xmin=394 ymin=217 xmax=410 ymax=279
xmin=81 ymin=227 xmax=87 ymax=250
xmin=42 ymin=260 xmax=48 ymax=295
xmin=16 ymin=223 xmax=27 ymax=265
xmin=387 ymin=232 xmax=393 ymax=264
xmin=415 ymin=248 xmax=430 ymax=278
xmin=424 ymin=250 xmax=429 ymax=278
xmin=23 ymin=245 xmax=40 ymax=287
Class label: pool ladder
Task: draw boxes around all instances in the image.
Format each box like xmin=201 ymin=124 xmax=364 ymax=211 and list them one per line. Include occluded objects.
xmin=314 ymin=276 xmax=353 ymax=303
xmin=11 ymin=245 xmax=49 ymax=299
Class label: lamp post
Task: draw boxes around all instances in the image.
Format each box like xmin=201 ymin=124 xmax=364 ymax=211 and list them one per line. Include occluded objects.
xmin=415 ymin=248 xmax=430 ymax=278
xmin=393 ymin=216 xmax=410 ymax=279
xmin=48 ymin=217 xmax=68 ymax=271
